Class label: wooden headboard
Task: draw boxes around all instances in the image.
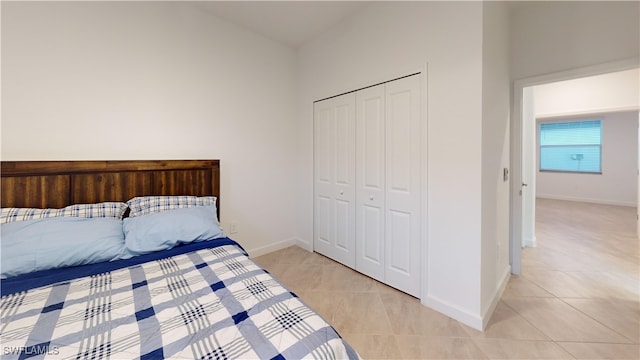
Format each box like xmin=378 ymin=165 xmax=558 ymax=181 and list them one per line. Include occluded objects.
xmin=0 ymin=160 xmax=220 ymax=217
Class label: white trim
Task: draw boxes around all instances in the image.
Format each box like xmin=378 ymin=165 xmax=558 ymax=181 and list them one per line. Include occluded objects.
xmin=510 ymin=57 xmax=640 ymax=276
xmin=536 ymin=194 xmax=637 ymax=208
xmin=296 ymin=238 xmax=313 ymax=252
xmin=421 ymin=62 xmax=430 ymax=303
xmin=247 ymin=237 xmax=297 ymax=258
xmin=481 ymin=266 xmax=511 ymax=330
xmin=510 ymin=78 xmax=524 ymax=275
xmin=421 ymin=295 xmax=483 ymax=331
xmin=536 ymin=106 xmax=640 ymax=120
xmin=516 ymin=59 xmax=640 ymax=88
xmin=524 ymin=236 xmax=537 ymax=248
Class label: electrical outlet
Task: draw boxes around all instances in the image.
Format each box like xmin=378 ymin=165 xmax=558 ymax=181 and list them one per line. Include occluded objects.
xmin=229 ymin=221 xmax=239 ymax=234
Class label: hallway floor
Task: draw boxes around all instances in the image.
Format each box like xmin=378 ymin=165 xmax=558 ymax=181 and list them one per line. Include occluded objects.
xmin=253 ymin=198 xmax=639 ymax=359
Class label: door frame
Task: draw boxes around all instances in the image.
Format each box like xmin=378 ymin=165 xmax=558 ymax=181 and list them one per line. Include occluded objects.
xmin=509 ymin=58 xmax=639 ymax=275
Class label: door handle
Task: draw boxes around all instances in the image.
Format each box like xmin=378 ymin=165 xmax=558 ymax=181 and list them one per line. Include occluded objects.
xmin=520 ymin=183 xmax=528 ymax=196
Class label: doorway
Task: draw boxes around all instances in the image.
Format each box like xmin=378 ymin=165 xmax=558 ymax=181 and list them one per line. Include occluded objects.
xmin=510 ymin=59 xmax=640 ymax=275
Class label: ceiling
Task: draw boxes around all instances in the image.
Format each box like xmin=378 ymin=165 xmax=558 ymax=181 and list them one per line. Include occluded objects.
xmin=193 ymin=1 xmax=371 ymax=48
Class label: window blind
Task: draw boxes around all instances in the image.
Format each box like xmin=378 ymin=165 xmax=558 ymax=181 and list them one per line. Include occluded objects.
xmin=539 ymin=120 xmax=602 ymax=173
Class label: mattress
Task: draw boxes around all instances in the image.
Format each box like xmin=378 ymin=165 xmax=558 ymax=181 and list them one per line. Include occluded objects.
xmin=0 ymin=239 xmax=359 ymax=359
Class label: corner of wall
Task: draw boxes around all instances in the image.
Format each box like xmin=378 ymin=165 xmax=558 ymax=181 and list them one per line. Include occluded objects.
xmin=480 ymin=265 xmax=511 ymax=330
xmin=421 ymin=295 xmax=484 ymax=331
xmin=296 ymin=238 xmax=313 ymax=252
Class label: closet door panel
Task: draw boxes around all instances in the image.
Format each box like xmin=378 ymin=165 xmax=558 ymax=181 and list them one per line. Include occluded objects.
xmin=384 ymin=75 xmax=421 ymax=297
xmin=316 ymin=196 xmax=332 ymax=247
xmin=355 ymin=85 xmax=386 ymax=281
xmin=316 ymin=106 xmax=333 ymax=185
xmin=387 ymin=209 xmax=412 ymax=274
xmin=335 ymin=199 xmax=352 ymax=251
xmin=314 ymin=93 xmax=356 ymax=269
xmin=387 ymin=82 xmax=415 ymax=194
xmin=335 ymin=104 xmax=353 ymax=185
xmin=363 ymin=206 xmax=384 ymax=261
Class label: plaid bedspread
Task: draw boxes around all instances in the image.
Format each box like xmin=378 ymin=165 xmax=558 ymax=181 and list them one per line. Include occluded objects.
xmin=0 ymin=243 xmax=359 ymax=359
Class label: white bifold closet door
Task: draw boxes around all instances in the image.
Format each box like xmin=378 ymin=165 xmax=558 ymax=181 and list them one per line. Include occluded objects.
xmin=355 ymin=84 xmax=386 ymax=282
xmin=382 ymin=75 xmax=421 ymax=297
xmin=313 ymin=93 xmax=357 ymax=268
xmin=314 ymin=74 xmax=421 ymax=297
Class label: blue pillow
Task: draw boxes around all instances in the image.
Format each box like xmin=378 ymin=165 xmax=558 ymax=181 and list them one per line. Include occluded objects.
xmin=1 ymin=217 xmax=131 ymax=278
xmin=123 ymin=205 xmax=224 ymax=255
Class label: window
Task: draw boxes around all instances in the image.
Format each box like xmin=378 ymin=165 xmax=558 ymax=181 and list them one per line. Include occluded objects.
xmin=539 ymin=120 xmax=602 ymax=173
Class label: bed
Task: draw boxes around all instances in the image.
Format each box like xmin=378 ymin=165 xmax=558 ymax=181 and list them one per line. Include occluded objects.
xmin=0 ymin=160 xmax=359 ymax=360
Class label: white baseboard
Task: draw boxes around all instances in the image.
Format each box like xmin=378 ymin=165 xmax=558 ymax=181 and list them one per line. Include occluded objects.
xmin=536 ymin=194 xmax=636 ymax=207
xmin=524 ymin=236 xmax=537 ymax=248
xmin=421 ymin=295 xmax=483 ymax=331
xmin=421 ymin=265 xmax=511 ymax=332
xmin=481 ymin=266 xmax=511 ymax=330
xmin=246 ymin=238 xmax=298 ymax=258
xmin=296 ymin=238 xmax=313 ymax=252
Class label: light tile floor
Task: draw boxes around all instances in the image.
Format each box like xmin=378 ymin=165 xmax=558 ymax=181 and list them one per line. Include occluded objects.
xmin=254 ymin=199 xmax=639 ymax=359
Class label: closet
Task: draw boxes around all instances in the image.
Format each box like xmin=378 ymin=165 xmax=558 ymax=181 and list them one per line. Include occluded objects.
xmin=313 ymin=74 xmax=422 ymax=297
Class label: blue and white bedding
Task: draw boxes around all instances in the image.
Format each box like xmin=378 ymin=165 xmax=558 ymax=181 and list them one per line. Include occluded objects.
xmin=0 ymin=239 xmax=359 ymax=359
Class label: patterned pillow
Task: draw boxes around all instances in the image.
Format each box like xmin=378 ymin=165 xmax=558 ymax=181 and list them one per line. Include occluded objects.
xmin=126 ymin=196 xmax=217 ymax=217
xmin=0 ymin=202 xmax=129 ymax=224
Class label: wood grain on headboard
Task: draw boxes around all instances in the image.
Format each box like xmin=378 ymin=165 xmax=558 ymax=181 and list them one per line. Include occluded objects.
xmin=0 ymin=160 xmax=220 ymax=217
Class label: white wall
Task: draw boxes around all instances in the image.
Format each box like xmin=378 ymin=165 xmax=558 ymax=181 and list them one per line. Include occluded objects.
xmin=536 ymin=112 xmax=638 ymax=206
xmin=510 ymin=1 xmax=639 ymax=80
xmin=297 ymin=1 xmax=488 ymax=329
xmin=480 ymin=1 xmax=511 ymax=326
xmin=1 ymin=2 xmax=299 ymax=255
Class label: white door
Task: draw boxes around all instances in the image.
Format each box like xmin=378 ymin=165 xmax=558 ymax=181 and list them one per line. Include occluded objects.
xmin=314 ymin=93 xmax=357 ymax=268
xmin=384 ymin=75 xmax=421 ymax=297
xmin=521 ymin=87 xmax=536 ymax=249
xmin=355 ymin=84 xmax=386 ymax=282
